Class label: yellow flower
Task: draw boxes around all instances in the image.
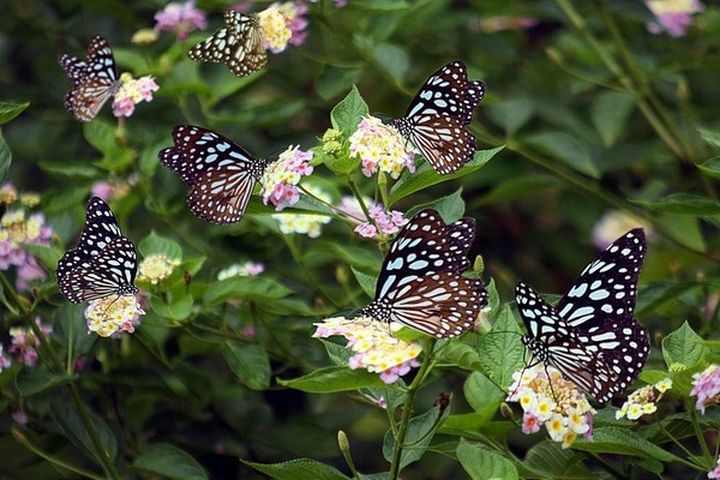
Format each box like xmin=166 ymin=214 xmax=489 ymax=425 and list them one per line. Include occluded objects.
xmin=19 ymin=193 xmax=40 ymax=207
xmin=641 ymin=403 xmax=658 ymax=415
xmin=258 ymin=7 xmax=292 ymax=52
xmin=561 ymin=430 xmax=577 ymax=449
xmin=0 ymin=184 xmax=17 ymax=204
xmin=535 ymin=398 xmax=556 ymax=421
xmin=85 ymin=295 xmax=144 ymax=337
xmin=519 ymin=391 xmax=537 ymax=411
xmin=655 ymin=378 xmax=673 ymax=393
xmin=131 ymin=28 xmax=159 ymax=44
xmin=546 ymin=414 xmax=567 ymax=441
xmin=626 ymin=403 xmax=643 ymax=420
xmin=137 ymin=254 xmax=180 ymax=284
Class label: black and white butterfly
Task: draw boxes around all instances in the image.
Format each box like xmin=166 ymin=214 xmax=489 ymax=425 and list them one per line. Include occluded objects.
xmin=391 ymin=61 xmax=485 ymax=175
xmin=188 ymin=10 xmax=267 ymax=77
xmin=57 ymin=197 xmax=138 ymax=303
xmin=59 ymin=35 xmax=120 ymax=122
xmin=515 ymin=229 xmax=650 ymax=404
xmin=159 ymin=125 xmax=269 ymax=224
xmin=357 ymin=209 xmax=487 ymax=339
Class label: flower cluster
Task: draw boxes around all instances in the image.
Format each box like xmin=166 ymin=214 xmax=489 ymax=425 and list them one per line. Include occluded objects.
xmin=274 ymin=211 xmax=331 ymax=238
xmin=507 ymin=365 xmax=595 ymax=448
xmin=0 ymin=346 xmax=11 ymax=372
xmin=710 ymin=456 xmax=720 ymax=480
xmin=349 ymin=116 xmax=416 ymax=179
xmin=321 ymin=128 xmax=344 ymax=156
xmin=137 ymin=253 xmax=181 ymax=284
xmin=0 ymin=187 xmax=54 ymax=291
xmin=337 ymin=197 xmax=408 ymax=239
xmin=646 ymin=0 xmax=704 ymax=37
xmin=8 ymin=319 xmax=53 ymax=367
xmin=616 ymin=378 xmax=672 ymax=420
xmin=313 ymin=316 xmax=422 ymax=384
xmin=258 ymin=2 xmax=309 ymax=53
xmin=218 ymin=261 xmax=264 ymax=280
xmin=112 ymin=73 xmax=160 ymax=118
xmin=154 ymin=0 xmax=207 ymax=41
xmin=260 ymin=146 xmax=314 ymax=210
xmin=91 ymin=174 xmax=139 ymax=201
xmin=85 ymin=294 xmax=145 ymax=338
xmin=592 ymin=210 xmax=653 ymax=250
xmin=691 ymin=364 xmax=720 ymax=414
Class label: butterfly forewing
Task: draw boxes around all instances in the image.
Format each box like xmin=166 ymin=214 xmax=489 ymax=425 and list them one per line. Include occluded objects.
xmin=159 ymin=125 xmax=266 ymax=224
xmin=59 ymin=35 xmax=119 ymax=122
xmin=461 ymin=80 xmax=485 ymax=125
xmin=405 ymin=115 xmax=476 ymax=174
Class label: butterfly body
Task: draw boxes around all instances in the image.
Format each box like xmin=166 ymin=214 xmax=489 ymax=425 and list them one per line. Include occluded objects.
xmin=189 ymin=11 xmax=267 ymax=76
xmin=357 ymin=209 xmax=487 ymax=339
xmin=393 ymin=61 xmax=485 ymax=174
xmin=515 ymin=229 xmax=650 ymax=403
xmin=57 ymin=197 xmax=138 ymax=303
xmin=59 ymin=35 xmax=120 ymax=122
xmin=159 ymin=125 xmax=268 ymax=224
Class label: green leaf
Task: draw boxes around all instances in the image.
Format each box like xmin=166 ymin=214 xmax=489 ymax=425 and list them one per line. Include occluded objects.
xmin=476 ymin=175 xmax=559 ymax=205
xmin=486 ymin=97 xmax=534 ymax=135
xmin=464 ymin=372 xmax=504 ymax=425
xmin=456 ymin=438 xmax=518 ymax=480
xmin=373 ymin=43 xmax=409 ymax=84
xmin=54 ymin=303 xmax=97 ymax=358
xmin=351 ymin=266 xmax=376 ymax=298
xmin=591 ymin=91 xmax=635 ymax=147
xmin=134 ymin=443 xmax=208 ymax=480
xmin=698 ymin=156 xmax=720 ymax=180
xmin=436 ymin=342 xmax=482 ymax=371
xmin=572 ymin=427 xmax=682 ymax=462
xmin=150 ymin=295 xmax=194 ymax=322
xmin=523 ymin=441 xmax=601 ymax=480
xmin=526 ymin=131 xmax=600 ymax=178
xmin=0 ymin=129 xmax=11 ymax=183
xmin=52 ymin=400 xmax=118 ymax=466
xmin=278 ymin=366 xmax=384 ymax=393
xmin=699 ymin=127 xmax=720 ymax=149
xmin=242 ymin=459 xmax=349 ymax=480
xmin=440 ymin=415 xmax=514 ymax=438
xmin=16 ymin=369 xmax=75 ymax=396
xmin=389 ymin=147 xmax=503 ymax=206
xmin=383 ymin=402 xmax=449 ymax=470
xmin=138 ymin=231 xmax=182 ymax=259
xmin=632 ymin=193 xmax=720 ymax=216
xmin=223 ymin=343 xmax=271 ymax=390
xmin=477 ymin=305 xmax=524 ymax=390
xmin=656 ymin=214 xmax=706 ymax=252
xmin=662 ymin=321 xmax=707 ymax=370
xmin=330 ymin=86 xmax=369 ymax=136
xmin=351 ymin=0 xmax=409 ymax=11
xmin=83 ymin=120 xmax=117 ymax=156
xmin=203 ymin=277 xmax=292 ymax=305
xmin=0 ymin=101 xmax=29 ymax=125
xmin=22 ymin=243 xmax=63 ymax=271
xmin=406 ymin=188 xmax=465 ymax=222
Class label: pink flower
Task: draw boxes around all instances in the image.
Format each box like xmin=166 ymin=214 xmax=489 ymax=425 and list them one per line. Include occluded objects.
xmin=692 ymin=365 xmax=720 ymax=414
xmin=710 ymin=456 xmax=720 ymax=479
xmin=0 ymin=346 xmax=11 ymax=371
xmin=12 ymin=410 xmax=28 ymax=425
xmin=646 ymin=0 xmax=704 ymax=37
xmin=354 ymin=223 xmax=377 ymax=238
xmin=243 ymin=325 xmax=257 ymax=338
xmin=16 ymin=257 xmax=47 ymax=291
xmin=522 ymin=412 xmax=541 ymax=434
xmin=154 ymin=0 xmax=207 ymax=41
xmin=583 ymin=413 xmax=594 ymax=440
xmin=9 ymin=319 xmax=52 ymax=367
xmin=260 ymin=146 xmax=314 ymax=211
xmin=112 ymin=97 xmax=135 ymax=118
xmin=91 ymin=181 xmax=113 ymax=201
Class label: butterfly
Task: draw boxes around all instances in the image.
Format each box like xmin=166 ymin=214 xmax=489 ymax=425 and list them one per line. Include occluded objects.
xmin=515 ymin=228 xmax=650 ymax=404
xmin=391 ymin=61 xmax=485 ymax=175
xmin=57 ymin=197 xmax=138 ymax=303
xmin=59 ymin=35 xmax=120 ymax=122
xmin=159 ymin=125 xmax=269 ymax=224
xmin=188 ymin=10 xmax=267 ymax=77
xmin=357 ymin=209 xmax=488 ymax=339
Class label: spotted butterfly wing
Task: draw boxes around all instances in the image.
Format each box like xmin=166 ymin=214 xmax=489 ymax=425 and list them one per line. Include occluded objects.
xmin=59 ymin=35 xmax=120 ymax=122
xmin=515 ymin=229 xmax=650 ymax=403
xmin=188 ymin=10 xmax=267 ymax=77
xmin=159 ymin=125 xmax=268 ymax=224
xmin=358 ymin=209 xmax=487 ymax=339
xmin=393 ymin=61 xmax=483 ymax=174
xmin=57 ymin=197 xmax=138 ymax=303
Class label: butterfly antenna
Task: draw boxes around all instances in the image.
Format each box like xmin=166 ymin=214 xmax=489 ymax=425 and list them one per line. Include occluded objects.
xmin=544 ymin=363 xmax=559 ymax=404
xmin=101 ymin=294 xmax=122 ymax=316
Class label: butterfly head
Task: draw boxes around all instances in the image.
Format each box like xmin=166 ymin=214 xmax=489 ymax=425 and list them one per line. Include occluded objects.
xmin=356 ymin=300 xmax=391 ymax=324
xmin=521 ymin=334 xmax=548 ymax=362
xmin=250 ymin=158 xmax=270 ymax=181
xmin=118 ymin=284 xmax=140 ymax=297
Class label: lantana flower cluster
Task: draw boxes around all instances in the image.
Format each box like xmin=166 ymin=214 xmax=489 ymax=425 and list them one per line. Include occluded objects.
xmin=218 ymin=261 xmax=264 ymax=280
xmin=91 ymin=174 xmax=139 ymax=202
xmin=616 ymin=378 xmax=672 ymax=420
xmin=112 ymin=73 xmax=160 ymax=118
xmin=154 ymin=0 xmax=207 ymax=41
xmin=349 ymin=116 xmax=416 ymax=179
xmin=0 ymin=346 xmax=10 ymax=373
xmin=592 ymin=210 xmax=654 ymax=250
xmin=8 ymin=319 xmax=53 ymax=367
xmin=258 ymin=2 xmax=309 ymax=53
xmin=507 ymin=365 xmax=595 ymax=448
xmin=0 ymin=184 xmax=54 ymax=290
xmin=273 ymin=184 xmax=331 ymax=238
xmin=137 ymin=254 xmax=181 ymax=284
xmin=337 ymin=197 xmax=408 ymax=239
xmin=691 ymin=364 xmax=720 ymax=414
xmin=85 ymin=294 xmax=145 ymax=338
xmin=646 ymin=0 xmax=704 ymax=37
xmin=261 ymin=146 xmax=314 ymax=210
xmin=313 ymin=316 xmax=422 ymax=384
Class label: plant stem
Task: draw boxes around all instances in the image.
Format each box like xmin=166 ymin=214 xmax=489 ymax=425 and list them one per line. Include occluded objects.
xmin=388 ymin=337 xmax=436 ymax=480
xmin=347 ymin=178 xmax=372 ymax=222
xmin=12 ymin=429 xmax=106 ymax=480
xmin=691 ymin=406 xmax=712 ymax=462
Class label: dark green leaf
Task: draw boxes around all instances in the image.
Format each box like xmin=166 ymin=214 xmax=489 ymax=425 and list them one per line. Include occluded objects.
xmin=52 ymin=400 xmax=118 ymax=466
xmin=523 ymin=441 xmax=604 ymax=480
xmin=138 ymin=231 xmax=182 ymax=259
xmin=16 ymin=369 xmax=75 ymax=396
xmin=406 ymin=188 xmax=465 ymax=222
xmin=150 ymin=295 xmax=193 ymax=322
xmin=243 ymin=458 xmax=349 ymax=480
xmin=383 ymin=402 xmax=449 ymax=470
xmin=0 ymin=101 xmax=29 ymax=125
xmin=436 ymin=342 xmax=482 ymax=371
xmin=477 ymin=305 xmax=523 ymax=389
xmin=0 ymin=130 xmax=11 ymax=183
xmin=456 ymin=438 xmax=518 ymax=480
xmin=389 ymin=147 xmax=503 ymax=205
xmin=698 ymin=156 xmax=720 ymax=180
xmin=203 ymin=277 xmax=292 ymax=305
xmin=662 ymin=321 xmax=707 ymax=369
xmin=572 ymin=427 xmax=682 ymax=462
xmin=699 ymin=128 xmax=720 ymax=149
xmin=351 ymin=266 xmax=376 ymax=298
xmin=487 ymin=97 xmax=534 ymax=135
xmin=591 ymin=91 xmax=635 ymax=147
xmin=526 ymin=131 xmax=600 ymax=178
xmin=223 ymin=343 xmax=271 ymax=390
xmin=373 ymin=43 xmax=409 ymax=84
xmin=278 ymin=366 xmax=384 ymax=393
xmin=463 ymin=372 xmax=504 ymax=425
xmin=134 ymin=443 xmax=208 ymax=480
xmin=633 ymin=193 xmax=720 ymax=216
xmin=330 ymin=86 xmax=369 ymax=136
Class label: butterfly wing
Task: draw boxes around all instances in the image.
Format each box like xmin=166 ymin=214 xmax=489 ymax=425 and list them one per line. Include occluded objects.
xmin=60 ymin=237 xmax=138 ymax=303
xmin=404 ymin=114 xmax=476 ymax=174
xmin=60 ymin=35 xmax=119 ymax=122
xmin=460 ymin=80 xmax=485 ymax=125
xmin=187 ymin=165 xmax=257 ymax=224
xmin=403 ymin=61 xmax=470 ymax=119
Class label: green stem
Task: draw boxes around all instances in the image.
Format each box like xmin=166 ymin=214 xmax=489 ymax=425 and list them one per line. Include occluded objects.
xmin=297 ymin=185 xmax=356 ymax=224
xmin=388 ymin=337 xmax=436 ymax=480
xmin=347 ymin=178 xmax=372 ymax=222
xmin=691 ymin=406 xmax=712 ymax=462
xmin=657 ymin=422 xmax=706 ymax=469
xmin=12 ymin=429 xmax=106 ymax=480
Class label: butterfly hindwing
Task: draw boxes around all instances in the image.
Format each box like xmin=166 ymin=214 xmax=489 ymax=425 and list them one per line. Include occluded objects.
xmin=406 ymin=114 xmax=476 ymax=174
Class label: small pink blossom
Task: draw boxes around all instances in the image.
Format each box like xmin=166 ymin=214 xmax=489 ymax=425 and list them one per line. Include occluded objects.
xmin=522 ymin=412 xmax=541 ymax=434
xmin=9 ymin=319 xmax=53 ymax=367
xmin=646 ymin=0 xmax=704 ymax=37
xmin=260 ymin=146 xmax=314 ymax=211
xmin=91 ymin=181 xmax=113 ymax=201
xmin=691 ymin=365 xmax=720 ymax=414
xmin=112 ymin=74 xmax=159 ymax=119
xmin=112 ymin=96 xmax=135 ymax=118
xmin=354 ymin=223 xmax=377 ymax=238
xmin=12 ymin=410 xmax=28 ymax=425
xmin=242 ymin=326 xmax=257 ymax=338
xmin=710 ymin=456 xmax=720 ymax=479
xmin=154 ymin=0 xmax=207 ymax=41
xmin=16 ymin=257 xmax=46 ymax=291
